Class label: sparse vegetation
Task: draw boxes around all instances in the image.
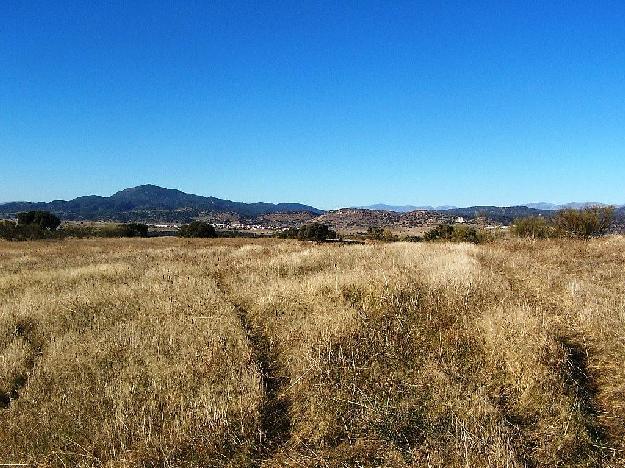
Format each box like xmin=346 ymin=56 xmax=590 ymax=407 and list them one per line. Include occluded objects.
xmin=0 ymin=237 xmax=624 ymax=466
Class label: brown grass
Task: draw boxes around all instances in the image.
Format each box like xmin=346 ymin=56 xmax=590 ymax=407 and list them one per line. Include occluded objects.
xmin=0 ymin=237 xmax=623 ymax=467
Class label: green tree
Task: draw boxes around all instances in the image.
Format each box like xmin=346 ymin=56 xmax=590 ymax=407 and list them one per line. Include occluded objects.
xmin=296 ymin=223 xmax=337 ymax=241
xmin=17 ymin=211 xmax=61 ymax=230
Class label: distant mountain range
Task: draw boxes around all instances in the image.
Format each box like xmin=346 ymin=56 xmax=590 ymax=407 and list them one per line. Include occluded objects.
xmin=360 ymin=202 xmax=618 ymax=213
xmin=1 ymin=186 xmax=623 ymax=226
xmin=356 ymin=202 xmax=625 ymax=224
xmin=0 ymin=185 xmax=323 ymax=222
xmin=524 ymin=202 xmax=613 ymax=211
xmin=356 ymin=204 xmax=458 ymax=212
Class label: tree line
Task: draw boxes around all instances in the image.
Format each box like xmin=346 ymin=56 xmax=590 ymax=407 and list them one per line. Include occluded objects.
xmin=0 ymin=212 xmax=223 ymax=241
xmin=0 ymin=211 xmax=151 ymax=241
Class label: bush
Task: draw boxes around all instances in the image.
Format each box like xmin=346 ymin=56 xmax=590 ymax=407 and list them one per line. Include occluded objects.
xmin=1 ymin=219 xmax=150 ymax=241
xmin=97 ymin=223 xmax=149 ymax=238
xmin=451 ymin=225 xmax=482 ymax=243
xmin=278 ymin=223 xmax=337 ymax=241
xmin=297 ymin=223 xmax=337 ymax=241
xmin=512 ymin=216 xmax=554 ymax=239
xmin=0 ymin=220 xmax=18 ymax=240
xmin=0 ymin=219 xmax=49 ymax=241
xmin=178 ymin=221 xmax=217 ymax=238
xmin=424 ymin=224 xmax=454 ymax=241
xmin=277 ymin=227 xmax=300 ymax=239
xmin=17 ymin=211 xmax=60 ymax=231
xmin=57 ymin=225 xmax=97 ymax=239
xmin=554 ymin=206 xmax=614 ymax=239
xmin=366 ymin=226 xmax=398 ymax=241
xmin=115 ymin=223 xmax=149 ymax=238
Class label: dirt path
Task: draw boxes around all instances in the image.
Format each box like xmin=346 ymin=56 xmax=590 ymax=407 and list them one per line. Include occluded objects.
xmin=233 ymin=303 xmax=291 ymax=464
xmin=474 ymin=248 xmax=611 ymax=466
xmin=0 ymin=319 xmax=43 ymax=409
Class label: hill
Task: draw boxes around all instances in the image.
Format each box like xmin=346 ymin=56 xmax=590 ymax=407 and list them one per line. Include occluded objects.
xmin=313 ymin=208 xmax=454 ymax=232
xmin=0 ymin=185 xmax=323 ymax=222
xmin=444 ymin=206 xmax=552 ymax=224
xmin=525 ymin=202 xmax=613 ymax=210
xmin=356 ymin=203 xmax=458 ymax=212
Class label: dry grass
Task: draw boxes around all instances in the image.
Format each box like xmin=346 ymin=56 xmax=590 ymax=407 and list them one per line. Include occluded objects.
xmin=0 ymin=237 xmax=623 ymax=467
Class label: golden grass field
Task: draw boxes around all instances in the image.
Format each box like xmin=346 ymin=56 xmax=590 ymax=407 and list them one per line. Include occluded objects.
xmin=0 ymin=237 xmax=624 ymax=467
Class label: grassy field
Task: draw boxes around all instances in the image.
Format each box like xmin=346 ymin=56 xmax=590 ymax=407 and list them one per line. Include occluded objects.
xmin=0 ymin=237 xmax=624 ymax=467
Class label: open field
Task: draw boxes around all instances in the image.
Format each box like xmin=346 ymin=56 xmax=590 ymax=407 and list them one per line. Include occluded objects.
xmin=0 ymin=237 xmax=624 ymax=467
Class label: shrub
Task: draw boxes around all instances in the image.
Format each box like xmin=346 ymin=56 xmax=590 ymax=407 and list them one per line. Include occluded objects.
xmin=424 ymin=224 xmax=454 ymax=241
xmin=512 ymin=216 xmax=554 ymax=239
xmin=366 ymin=226 xmax=398 ymax=241
xmin=97 ymin=223 xmax=149 ymax=238
xmin=277 ymin=223 xmax=337 ymax=241
xmin=366 ymin=226 xmax=385 ymax=240
xmin=297 ymin=223 xmax=337 ymax=241
xmin=0 ymin=220 xmax=18 ymax=240
xmin=116 ymin=223 xmax=149 ymax=238
xmin=0 ymin=220 xmax=49 ymax=241
xmin=57 ymin=225 xmax=97 ymax=239
xmin=16 ymin=211 xmax=60 ymax=231
xmin=554 ymin=206 xmax=614 ymax=239
xmin=451 ymin=225 xmax=482 ymax=243
xmin=277 ymin=227 xmax=300 ymax=239
xmin=178 ymin=221 xmax=217 ymax=238
xmin=424 ymin=224 xmax=485 ymax=244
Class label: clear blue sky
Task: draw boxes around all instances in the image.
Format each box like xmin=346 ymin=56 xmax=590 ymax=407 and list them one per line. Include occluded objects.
xmin=2 ymin=1 xmax=624 ymax=208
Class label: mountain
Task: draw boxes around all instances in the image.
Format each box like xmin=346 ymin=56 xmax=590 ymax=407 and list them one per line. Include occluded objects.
xmin=361 ymin=202 xmax=619 ymax=213
xmin=2 ymin=187 xmax=622 ymax=227
xmin=525 ymin=202 xmax=611 ymax=211
xmin=0 ymin=185 xmax=323 ymax=222
xmin=525 ymin=202 xmax=560 ymax=210
xmin=356 ymin=204 xmax=421 ymax=212
xmin=357 ymin=203 xmax=457 ymax=212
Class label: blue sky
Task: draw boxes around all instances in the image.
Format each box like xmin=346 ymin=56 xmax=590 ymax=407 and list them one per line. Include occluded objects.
xmin=2 ymin=1 xmax=625 ymax=209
